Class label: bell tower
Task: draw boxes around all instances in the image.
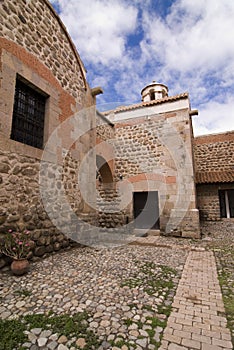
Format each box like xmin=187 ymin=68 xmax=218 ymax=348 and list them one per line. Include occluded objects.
xmin=141 ymin=80 xmax=168 ymax=102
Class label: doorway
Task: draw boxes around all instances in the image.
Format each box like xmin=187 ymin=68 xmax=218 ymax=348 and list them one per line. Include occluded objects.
xmin=133 ymin=191 xmax=160 ymax=229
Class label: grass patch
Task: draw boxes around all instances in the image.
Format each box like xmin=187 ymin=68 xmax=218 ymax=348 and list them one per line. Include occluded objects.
xmin=123 ymin=318 xmax=133 ymax=327
xmin=121 ymin=261 xmax=177 ymax=296
xmin=148 ymin=316 xmax=167 ymax=329
xmin=212 ymin=242 xmax=234 ymax=345
xmin=0 ymin=312 xmax=101 ymax=350
xmin=142 ymin=304 xmax=155 ymax=312
xmin=109 ymin=338 xmax=137 ymax=349
xmin=144 ymin=316 xmax=166 ymax=350
xmin=146 ymin=328 xmax=155 ymax=338
xmin=13 ymin=289 xmax=32 ymax=297
xmin=217 ymin=269 xmax=234 ymax=344
xmin=157 ymin=304 xmax=172 ymax=317
xmin=0 ymin=318 xmax=26 ymax=350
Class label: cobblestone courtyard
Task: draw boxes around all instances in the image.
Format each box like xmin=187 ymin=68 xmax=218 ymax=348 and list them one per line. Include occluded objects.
xmin=0 ymin=223 xmax=233 ymax=350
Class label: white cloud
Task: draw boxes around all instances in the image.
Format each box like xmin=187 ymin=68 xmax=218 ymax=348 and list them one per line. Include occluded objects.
xmin=51 ymin=0 xmax=138 ymax=65
xmin=141 ymin=0 xmax=234 ymax=73
xmin=50 ymin=0 xmax=234 ymax=135
xmin=192 ymin=96 xmax=234 ymax=136
xmin=139 ymin=0 xmax=234 ymax=135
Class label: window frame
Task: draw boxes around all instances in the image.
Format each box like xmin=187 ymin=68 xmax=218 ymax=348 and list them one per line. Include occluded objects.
xmin=219 ymin=189 xmax=234 ymax=218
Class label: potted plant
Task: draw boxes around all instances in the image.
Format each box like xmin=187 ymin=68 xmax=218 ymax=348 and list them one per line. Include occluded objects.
xmin=0 ymin=229 xmax=34 ymax=275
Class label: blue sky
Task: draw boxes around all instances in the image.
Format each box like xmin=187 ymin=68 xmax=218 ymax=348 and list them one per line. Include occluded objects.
xmin=50 ymin=0 xmax=234 ymax=135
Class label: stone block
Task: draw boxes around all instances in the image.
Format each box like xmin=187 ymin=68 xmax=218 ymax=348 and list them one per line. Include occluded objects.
xmin=34 ymin=246 xmax=46 ymax=257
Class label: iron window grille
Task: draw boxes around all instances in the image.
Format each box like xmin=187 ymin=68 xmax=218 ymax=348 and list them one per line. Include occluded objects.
xmin=11 ymin=77 xmax=47 ymax=149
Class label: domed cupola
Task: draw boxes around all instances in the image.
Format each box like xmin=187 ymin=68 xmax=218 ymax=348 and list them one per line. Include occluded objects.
xmin=141 ymin=81 xmax=168 ymax=102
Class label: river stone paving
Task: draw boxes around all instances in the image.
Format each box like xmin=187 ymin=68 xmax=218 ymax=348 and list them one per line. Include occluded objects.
xmin=1 ymin=223 xmax=233 ymax=350
xmin=0 ymin=245 xmax=188 ymax=350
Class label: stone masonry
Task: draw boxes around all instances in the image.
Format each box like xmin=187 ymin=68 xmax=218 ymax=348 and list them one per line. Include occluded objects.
xmin=194 ymin=132 xmax=234 ymax=221
xmin=194 ymin=131 xmax=234 ymax=173
xmin=196 ymin=183 xmax=234 ymax=221
xmin=105 ymin=95 xmax=200 ymax=238
xmin=0 ymin=0 xmax=96 ymax=267
xmin=96 ymin=114 xmax=128 ymax=230
xmin=0 ymin=0 xmax=233 ymax=269
xmin=0 ymin=0 xmax=87 ymax=102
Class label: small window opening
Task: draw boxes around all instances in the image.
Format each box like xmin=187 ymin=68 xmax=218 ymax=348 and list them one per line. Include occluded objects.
xmin=219 ymin=189 xmax=234 ymax=218
xmin=150 ymin=91 xmax=155 ymax=101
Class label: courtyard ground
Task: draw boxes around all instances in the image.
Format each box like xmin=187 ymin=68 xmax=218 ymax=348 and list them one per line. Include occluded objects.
xmin=0 ymin=222 xmax=233 ymax=350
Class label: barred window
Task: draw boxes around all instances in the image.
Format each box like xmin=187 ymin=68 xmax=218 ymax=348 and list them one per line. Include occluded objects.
xmin=11 ymin=77 xmax=47 ymax=149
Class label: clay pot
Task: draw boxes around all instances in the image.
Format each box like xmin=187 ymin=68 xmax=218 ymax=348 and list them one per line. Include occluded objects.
xmin=11 ymin=259 xmax=29 ymax=276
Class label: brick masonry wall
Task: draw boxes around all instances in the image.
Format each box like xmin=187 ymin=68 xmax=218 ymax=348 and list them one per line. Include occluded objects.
xmin=193 ymin=131 xmax=234 ymax=172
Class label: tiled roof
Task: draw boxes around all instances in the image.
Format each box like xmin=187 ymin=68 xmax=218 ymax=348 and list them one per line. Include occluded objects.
xmin=194 ymin=130 xmax=234 ymax=144
xmin=196 ymin=171 xmax=234 ymax=184
xmin=103 ymin=92 xmax=189 ymax=115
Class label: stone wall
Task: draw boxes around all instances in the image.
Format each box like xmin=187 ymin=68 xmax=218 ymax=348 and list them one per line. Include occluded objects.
xmin=0 ymin=149 xmax=70 ymax=263
xmin=96 ymin=114 xmax=126 ymax=229
xmin=96 ymin=183 xmax=127 ymax=229
xmin=0 ymin=0 xmax=87 ymax=103
xmin=110 ymin=109 xmax=200 ymax=238
xmin=197 ymin=183 xmax=234 ymax=221
xmin=96 ymin=114 xmax=115 ymax=142
xmin=0 ymin=141 xmax=97 ymax=268
xmin=194 ymin=131 xmax=234 ymax=172
xmin=0 ymin=0 xmax=97 ymax=267
xmin=194 ymin=131 xmax=234 ymax=222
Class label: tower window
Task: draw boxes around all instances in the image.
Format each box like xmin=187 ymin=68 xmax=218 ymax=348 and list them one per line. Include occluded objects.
xmin=11 ymin=77 xmax=48 ymax=149
xmin=150 ymin=91 xmax=155 ymax=101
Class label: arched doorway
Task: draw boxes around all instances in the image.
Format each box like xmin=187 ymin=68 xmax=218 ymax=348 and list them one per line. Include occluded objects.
xmin=96 ymin=155 xmax=126 ymax=229
xmin=96 ymin=155 xmax=113 ymax=184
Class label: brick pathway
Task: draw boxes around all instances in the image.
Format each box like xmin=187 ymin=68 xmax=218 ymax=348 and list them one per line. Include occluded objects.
xmin=129 ymin=235 xmax=191 ymax=250
xmin=159 ymin=250 xmax=233 ymax=350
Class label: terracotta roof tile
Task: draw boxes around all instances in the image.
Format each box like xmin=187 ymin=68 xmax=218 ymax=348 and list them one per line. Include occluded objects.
xmin=196 ymin=171 xmax=234 ymax=184
xmin=194 ymin=130 xmax=234 ymax=144
xmin=103 ymin=92 xmax=189 ymax=115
